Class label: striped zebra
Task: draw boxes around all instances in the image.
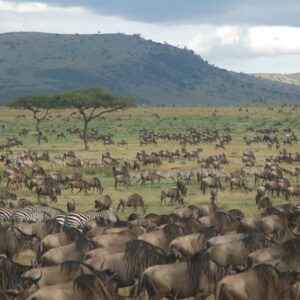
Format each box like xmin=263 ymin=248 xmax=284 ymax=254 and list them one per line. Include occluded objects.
xmin=55 ymin=208 xmax=117 ymax=229
xmin=35 ymin=206 xmax=64 ymax=218
xmin=11 ymin=207 xmax=51 ymax=224
xmin=0 ymin=208 xmax=14 ymax=224
xmin=155 ymin=168 xmax=181 ymax=179
xmin=190 ymin=168 xmax=223 ymax=178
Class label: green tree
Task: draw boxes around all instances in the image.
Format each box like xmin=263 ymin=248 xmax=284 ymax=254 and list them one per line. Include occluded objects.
xmin=9 ymin=95 xmax=52 ymax=145
xmin=52 ymin=88 xmax=135 ymax=150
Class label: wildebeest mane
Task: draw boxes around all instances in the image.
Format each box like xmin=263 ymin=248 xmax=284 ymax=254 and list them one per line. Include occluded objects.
xmin=264 ymin=206 xmax=281 ymax=216
xmin=201 ymin=226 xmax=219 ymax=240
xmin=0 ymin=257 xmax=31 ymax=279
xmin=64 ymin=227 xmax=82 ymax=240
xmin=125 ymin=240 xmax=171 ymax=278
xmin=60 ymin=260 xmax=82 ymax=274
xmin=74 ymin=231 xmax=91 ymax=250
xmin=162 ymin=224 xmax=184 ymax=238
xmin=187 ymin=205 xmax=202 ymax=218
xmin=95 ymin=216 xmax=112 ymax=226
xmin=283 ymin=238 xmax=300 ymax=257
xmin=241 ymin=231 xmax=275 ymax=251
xmin=188 ymin=249 xmax=226 ymax=289
xmin=73 ymin=273 xmax=114 ymax=300
xmin=127 ymin=213 xmax=141 ymax=221
xmin=227 ymin=209 xmax=245 ymax=221
xmin=252 ymin=264 xmax=281 ymax=293
xmin=44 ymin=219 xmax=62 ymax=233
xmin=188 ymin=249 xmax=210 ymax=280
xmin=113 ymin=220 xmax=128 ymax=227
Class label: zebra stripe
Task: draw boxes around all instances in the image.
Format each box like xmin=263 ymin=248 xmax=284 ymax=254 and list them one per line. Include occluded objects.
xmin=55 ymin=208 xmax=117 ymax=229
xmin=11 ymin=207 xmax=51 ymax=224
xmin=155 ymin=169 xmax=181 ymax=178
xmin=35 ymin=206 xmax=63 ymax=218
xmin=0 ymin=208 xmax=14 ymax=223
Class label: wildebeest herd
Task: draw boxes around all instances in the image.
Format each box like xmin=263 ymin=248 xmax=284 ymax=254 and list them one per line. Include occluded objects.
xmin=0 ymin=106 xmax=299 ymax=299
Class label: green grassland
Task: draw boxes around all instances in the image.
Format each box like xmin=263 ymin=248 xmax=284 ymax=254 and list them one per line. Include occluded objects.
xmin=0 ymin=105 xmax=299 ymax=219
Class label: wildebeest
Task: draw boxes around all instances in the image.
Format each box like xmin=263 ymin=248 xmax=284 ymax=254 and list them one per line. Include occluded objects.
xmin=88 ymin=177 xmax=104 ymax=194
xmin=117 ymin=193 xmax=146 ymax=214
xmin=135 ymin=249 xmax=227 ymax=300
xmin=206 ymin=231 xmax=275 ymax=269
xmin=161 ymin=188 xmax=184 ymax=206
xmin=200 ymin=176 xmax=223 ymax=194
xmin=216 ymin=263 xmax=292 ymax=300
xmin=94 ymin=195 xmax=112 ymax=210
xmin=24 ymin=272 xmax=123 ymax=300
xmin=68 ymin=180 xmax=91 ymax=194
xmin=67 ymin=199 xmax=76 ymax=212
xmin=114 ymin=174 xmax=129 ymax=190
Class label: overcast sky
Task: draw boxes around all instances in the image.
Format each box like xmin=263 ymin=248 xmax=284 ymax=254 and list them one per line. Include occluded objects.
xmin=1 ymin=0 xmax=300 ymax=73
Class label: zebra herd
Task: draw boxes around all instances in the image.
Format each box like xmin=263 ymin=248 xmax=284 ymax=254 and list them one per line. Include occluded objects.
xmin=0 ymin=206 xmax=117 ymax=228
xmin=153 ymin=167 xmax=223 ymax=180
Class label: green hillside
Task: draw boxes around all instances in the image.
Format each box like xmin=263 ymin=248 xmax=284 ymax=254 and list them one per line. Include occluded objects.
xmin=0 ymin=32 xmax=300 ymax=105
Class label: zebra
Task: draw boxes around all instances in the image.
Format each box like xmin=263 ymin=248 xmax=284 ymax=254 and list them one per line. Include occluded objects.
xmin=35 ymin=206 xmax=64 ymax=218
xmin=155 ymin=169 xmax=180 ymax=178
xmin=155 ymin=169 xmax=182 ymax=182
xmin=0 ymin=208 xmax=14 ymax=224
xmin=55 ymin=208 xmax=118 ymax=229
xmin=11 ymin=207 xmax=51 ymax=224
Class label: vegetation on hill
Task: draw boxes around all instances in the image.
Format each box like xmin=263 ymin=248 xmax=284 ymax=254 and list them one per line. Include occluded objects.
xmin=254 ymin=73 xmax=300 ymax=86
xmin=0 ymin=32 xmax=300 ymax=105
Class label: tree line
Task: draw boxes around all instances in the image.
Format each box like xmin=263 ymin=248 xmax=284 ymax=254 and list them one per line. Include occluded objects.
xmin=9 ymin=87 xmax=135 ymax=150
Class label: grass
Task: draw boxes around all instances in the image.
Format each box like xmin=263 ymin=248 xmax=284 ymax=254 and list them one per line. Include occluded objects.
xmin=1 ymin=105 xmax=299 ymax=299
xmin=0 ymin=105 xmax=299 ymax=218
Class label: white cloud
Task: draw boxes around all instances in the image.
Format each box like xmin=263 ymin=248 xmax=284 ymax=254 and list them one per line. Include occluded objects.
xmin=216 ymin=25 xmax=241 ymax=46
xmin=187 ymin=25 xmax=300 ymax=56
xmin=247 ymin=26 xmax=300 ymax=55
xmin=0 ymin=0 xmax=83 ymax=13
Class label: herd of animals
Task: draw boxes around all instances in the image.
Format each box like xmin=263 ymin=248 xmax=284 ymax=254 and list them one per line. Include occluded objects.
xmin=0 ymin=106 xmax=299 ymax=299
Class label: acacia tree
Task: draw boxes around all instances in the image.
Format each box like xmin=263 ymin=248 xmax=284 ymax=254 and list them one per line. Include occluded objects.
xmin=52 ymin=88 xmax=135 ymax=150
xmin=9 ymin=95 xmax=52 ymax=145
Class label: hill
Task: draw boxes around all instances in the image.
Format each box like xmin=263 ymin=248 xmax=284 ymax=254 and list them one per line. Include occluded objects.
xmin=0 ymin=32 xmax=300 ymax=105
xmin=254 ymin=73 xmax=300 ymax=86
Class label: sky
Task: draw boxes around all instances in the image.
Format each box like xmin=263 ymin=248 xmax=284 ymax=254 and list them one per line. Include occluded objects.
xmin=1 ymin=0 xmax=300 ymax=73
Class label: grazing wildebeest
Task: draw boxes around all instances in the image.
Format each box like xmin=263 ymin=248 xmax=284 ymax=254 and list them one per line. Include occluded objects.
xmin=68 ymin=180 xmax=91 ymax=194
xmin=200 ymin=176 xmax=223 ymax=194
xmin=117 ymin=193 xmax=146 ymax=214
xmin=114 ymin=174 xmax=129 ymax=190
xmin=161 ymin=188 xmax=184 ymax=206
xmin=88 ymin=177 xmax=104 ymax=194
xmin=36 ymin=185 xmax=58 ymax=202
